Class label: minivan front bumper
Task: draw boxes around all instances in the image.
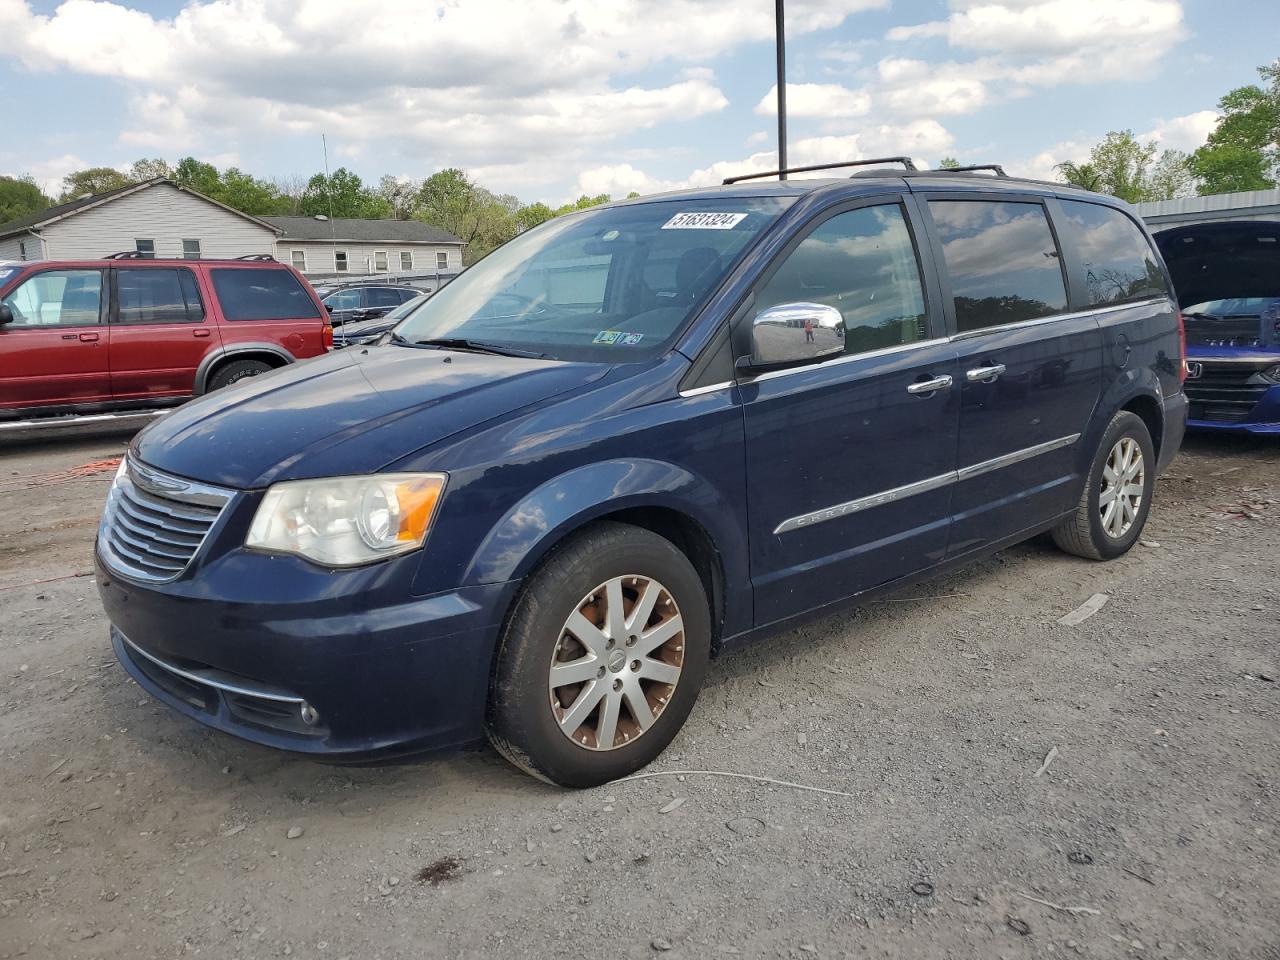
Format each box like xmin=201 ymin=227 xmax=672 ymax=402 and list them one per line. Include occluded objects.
xmin=98 ymin=549 xmax=517 ymax=758
xmin=1184 ymin=353 xmax=1280 ymax=432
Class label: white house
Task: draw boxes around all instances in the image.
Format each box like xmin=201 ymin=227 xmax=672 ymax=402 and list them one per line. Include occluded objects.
xmin=0 ymin=179 xmax=466 ymax=279
xmin=0 ymin=178 xmax=277 ymax=262
xmin=264 ymin=216 xmax=464 ymax=279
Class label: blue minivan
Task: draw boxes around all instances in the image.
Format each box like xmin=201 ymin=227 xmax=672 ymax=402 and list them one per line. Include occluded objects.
xmin=96 ymin=159 xmax=1187 ymax=787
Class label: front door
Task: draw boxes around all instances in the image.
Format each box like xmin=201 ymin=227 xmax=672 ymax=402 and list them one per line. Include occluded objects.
xmin=739 ymin=199 xmax=960 ymax=627
xmin=920 ymin=197 xmax=1102 ymax=555
xmin=0 ymin=267 xmax=109 ymax=411
xmin=109 ymin=266 xmax=217 ymax=399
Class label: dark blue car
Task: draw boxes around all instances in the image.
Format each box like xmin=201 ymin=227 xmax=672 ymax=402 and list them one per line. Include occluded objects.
xmin=96 ymin=161 xmax=1187 ymax=787
xmin=1154 ymin=221 xmax=1280 ymax=433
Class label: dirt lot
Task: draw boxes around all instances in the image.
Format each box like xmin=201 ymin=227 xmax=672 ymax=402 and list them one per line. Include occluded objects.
xmin=0 ymin=430 xmax=1276 ymax=960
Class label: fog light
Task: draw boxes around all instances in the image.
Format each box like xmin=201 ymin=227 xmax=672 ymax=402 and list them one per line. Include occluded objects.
xmin=299 ymin=702 xmax=320 ymax=727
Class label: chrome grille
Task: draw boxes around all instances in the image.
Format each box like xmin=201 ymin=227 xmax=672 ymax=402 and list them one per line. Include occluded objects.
xmin=98 ymin=457 xmax=233 ymax=583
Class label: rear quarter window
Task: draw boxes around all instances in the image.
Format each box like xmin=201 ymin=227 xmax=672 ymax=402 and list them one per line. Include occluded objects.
xmin=210 ymin=268 xmax=321 ymax=321
xmin=1055 ymin=200 xmax=1170 ymax=306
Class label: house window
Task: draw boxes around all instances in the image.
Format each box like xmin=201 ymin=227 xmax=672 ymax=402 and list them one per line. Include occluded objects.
xmin=135 ymin=239 xmax=155 ymax=259
xmin=18 ymin=241 xmax=27 ymax=261
xmin=436 ymin=251 xmax=448 ymax=269
xmin=183 ymin=239 xmax=201 ymax=260
xmin=290 ymin=249 xmax=307 ymax=271
xmin=400 ymin=251 xmax=413 ymax=271
xmin=374 ymin=251 xmax=388 ymax=272
xmin=334 ymin=251 xmax=349 ymax=272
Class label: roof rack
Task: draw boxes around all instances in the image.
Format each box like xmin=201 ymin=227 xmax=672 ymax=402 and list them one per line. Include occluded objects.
xmin=235 ymin=253 xmax=276 ymax=261
xmin=942 ymin=164 xmax=1007 ymax=177
xmin=723 ymin=156 xmax=918 ymax=185
xmin=103 ymin=251 xmax=152 ymax=259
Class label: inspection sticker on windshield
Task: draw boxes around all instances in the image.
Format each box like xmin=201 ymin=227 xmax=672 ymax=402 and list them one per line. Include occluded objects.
xmin=594 ymin=330 xmax=644 ymax=345
xmin=662 ymin=211 xmax=748 ymax=230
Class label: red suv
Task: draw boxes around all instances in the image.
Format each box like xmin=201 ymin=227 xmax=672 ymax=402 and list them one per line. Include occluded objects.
xmin=0 ymin=255 xmax=331 ymax=424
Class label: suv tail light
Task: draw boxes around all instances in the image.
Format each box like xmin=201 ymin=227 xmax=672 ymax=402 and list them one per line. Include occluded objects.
xmin=1177 ymin=312 xmax=1187 ymax=382
xmin=323 ymin=322 xmax=334 ymax=349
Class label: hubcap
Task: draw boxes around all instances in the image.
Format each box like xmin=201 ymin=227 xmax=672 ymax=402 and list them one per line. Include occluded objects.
xmin=1099 ymin=436 xmax=1144 ymax=539
xmin=548 ymin=575 xmax=685 ymax=751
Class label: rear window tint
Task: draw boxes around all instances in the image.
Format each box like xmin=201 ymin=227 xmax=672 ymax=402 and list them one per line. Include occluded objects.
xmin=929 ymin=200 xmax=1068 ymax=333
xmin=1055 ymin=200 xmax=1170 ymax=306
xmin=210 ymin=268 xmax=321 ymax=321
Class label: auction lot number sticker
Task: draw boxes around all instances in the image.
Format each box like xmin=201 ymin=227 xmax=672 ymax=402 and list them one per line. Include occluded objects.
xmin=662 ymin=211 xmax=748 ymax=230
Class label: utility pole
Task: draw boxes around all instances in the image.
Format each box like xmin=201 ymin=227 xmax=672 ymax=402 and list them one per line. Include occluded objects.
xmin=775 ymin=0 xmax=787 ymax=179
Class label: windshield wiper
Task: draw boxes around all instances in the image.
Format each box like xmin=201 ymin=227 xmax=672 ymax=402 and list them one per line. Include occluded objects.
xmin=413 ymin=337 xmax=546 ymax=359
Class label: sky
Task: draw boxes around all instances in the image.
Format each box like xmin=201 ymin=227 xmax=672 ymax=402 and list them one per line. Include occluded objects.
xmin=0 ymin=0 xmax=1276 ymax=205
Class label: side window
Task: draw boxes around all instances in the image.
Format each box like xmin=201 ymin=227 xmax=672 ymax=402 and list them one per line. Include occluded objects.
xmin=290 ymin=250 xmax=307 ymax=271
xmin=374 ymin=251 xmax=388 ymax=272
xmin=135 ymin=239 xmax=155 ymax=259
xmin=929 ymin=199 xmax=1068 ymax=333
xmin=436 ymin=252 xmax=449 ymax=269
xmin=368 ymin=288 xmax=401 ymax=308
xmin=326 ymin=289 xmax=362 ymax=312
xmin=210 ymin=269 xmax=322 ymax=321
xmin=183 ymin=239 xmax=202 ymax=260
xmin=400 ymin=252 xmax=413 ymax=271
xmin=1 ymin=269 xmax=102 ymax=327
xmin=755 ymin=203 xmax=929 ymax=355
xmin=334 ymin=251 xmax=349 ymax=273
xmin=1055 ymin=200 xmax=1170 ymax=306
xmin=115 ymin=269 xmax=205 ymax=324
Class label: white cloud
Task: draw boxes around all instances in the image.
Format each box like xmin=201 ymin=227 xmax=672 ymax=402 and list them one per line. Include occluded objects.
xmin=1139 ymin=110 xmax=1218 ymax=153
xmin=0 ymin=0 xmax=886 ymax=191
xmin=755 ymin=82 xmax=872 ymax=119
xmin=1011 ymin=139 xmax=1091 ymax=183
xmin=17 ymin=153 xmax=92 ymax=196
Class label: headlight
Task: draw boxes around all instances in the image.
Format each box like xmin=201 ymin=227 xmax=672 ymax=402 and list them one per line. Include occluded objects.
xmin=246 ymin=473 xmax=446 ymax=567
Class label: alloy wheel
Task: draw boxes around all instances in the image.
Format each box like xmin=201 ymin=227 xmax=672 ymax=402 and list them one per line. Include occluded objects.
xmin=548 ymin=575 xmax=685 ymax=751
xmin=1099 ymin=436 xmax=1144 ymax=539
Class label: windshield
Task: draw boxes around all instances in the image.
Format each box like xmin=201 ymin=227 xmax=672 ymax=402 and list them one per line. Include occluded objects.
xmin=394 ymin=197 xmax=794 ymax=361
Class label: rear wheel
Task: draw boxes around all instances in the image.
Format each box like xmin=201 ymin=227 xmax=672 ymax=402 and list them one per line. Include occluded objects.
xmin=486 ymin=522 xmax=710 ymax=787
xmin=1052 ymin=410 xmax=1155 ymax=560
xmin=208 ymin=358 xmax=272 ymax=391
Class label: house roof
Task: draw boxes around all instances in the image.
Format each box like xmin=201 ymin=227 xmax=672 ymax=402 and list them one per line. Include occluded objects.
xmin=264 ymin=216 xmax=463 ymax=245
xmin=0 ymin=178 xmax=281 ymax=242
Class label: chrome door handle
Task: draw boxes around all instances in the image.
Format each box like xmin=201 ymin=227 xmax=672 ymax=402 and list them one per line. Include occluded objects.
xmin=907 ymin=375 xmax=954 ymax=395
xmin=966 ymin=363 xmax=1006 ymax=382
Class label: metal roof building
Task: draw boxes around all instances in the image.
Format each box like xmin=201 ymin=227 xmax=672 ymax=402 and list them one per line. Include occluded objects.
xmin=1136 ymin=188 xmax=1280 ymax=231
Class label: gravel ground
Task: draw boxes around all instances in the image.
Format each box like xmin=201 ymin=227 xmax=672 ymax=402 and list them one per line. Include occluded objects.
xmin=0 ymin=431 xmax=1276 ymax=960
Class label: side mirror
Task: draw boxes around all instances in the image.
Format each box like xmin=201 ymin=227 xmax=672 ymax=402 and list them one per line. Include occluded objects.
xmin=0 ymin=304 xmax=13 ymax=326
xmin=742 ymin=302 xmax=845 ymax=370
xmin=323 ymin=303 xmax=334 ymax=313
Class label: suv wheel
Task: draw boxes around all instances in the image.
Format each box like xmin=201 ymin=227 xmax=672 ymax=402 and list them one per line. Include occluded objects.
xmin=1052 ymin=410 xmax=1155 ymax=560
xmin=487 ymin=522 xmax=710 ymax=788
xmin=208 ymin=359 xmax=272 ymax=391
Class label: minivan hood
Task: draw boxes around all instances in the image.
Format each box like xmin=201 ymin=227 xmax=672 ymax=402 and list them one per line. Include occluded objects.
xmin=135 ymin=346 xmax=609 ymax=488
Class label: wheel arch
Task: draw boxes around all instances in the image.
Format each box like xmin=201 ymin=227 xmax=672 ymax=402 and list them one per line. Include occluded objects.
xmin=195 ymin=344 xmax=294 ymax=395
xmin=461 ymin=459 xmax=747 ymax=651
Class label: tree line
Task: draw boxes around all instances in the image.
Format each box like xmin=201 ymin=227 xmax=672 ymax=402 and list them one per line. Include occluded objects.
xmin=0 ymin=160 xmax=632 ymax=263
xmin=1052 ymin=59 xmax=1279 ymax=202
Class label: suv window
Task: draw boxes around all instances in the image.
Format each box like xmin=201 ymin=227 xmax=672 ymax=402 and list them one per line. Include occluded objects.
xmin=929 ymin=199 xmax=1068 ymax=333
xmin=1055 ymin=200 xmax=1170 ymax=306
xmin=325 ymin=289 xmax=364 ymax=311
xmin=367 ymin=288 xmax=402 ymax=308
xmin=115 ymin=268 xmax=205 ymax=324
xmin=1 ymin=269 xmax=102 ymax=327
xmin=211 ymin=268 xmax=321 ymax=321
xmin=756 ymin=203 xmax=928 ymax=354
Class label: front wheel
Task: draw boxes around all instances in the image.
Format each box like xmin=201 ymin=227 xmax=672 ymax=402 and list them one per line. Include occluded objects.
xmin=1052 ymin=410 xmax=1156 ymax=560
xmin=486 ymin=522 xmax=710 ymax=788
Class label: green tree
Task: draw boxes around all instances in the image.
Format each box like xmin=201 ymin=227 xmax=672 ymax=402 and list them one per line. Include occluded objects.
xmin=218 ymin=168 xmax=285 ymax=216
xmin=1190 ymin=60 xmax=1280 ymax=194
xmin=301 ymin=168 xmax=391 ymax=219
xmin=1056 ymin=161 xmax=1105 ymax=192
xmin=377 ymin=174 xmax=419 ymax=219
xmin=0 ymin=175 xmax=52 ymax=223
xmin=1146 ymin=149 xmax=1196 ymax=201
xmin=516 ymin=201 xmax=556 ymax=232
xmin=937 ymin=156 xmax=961 ymax=170
xmin=59 ymin=166 xmax=132 ymax=200
xmin=172 ymin=157 xmax=222 ymax=196
xmin=128 ymin=158 xmax=173 ymax=181
xmin=1055 ymin=131 xmax=1193 ymax=202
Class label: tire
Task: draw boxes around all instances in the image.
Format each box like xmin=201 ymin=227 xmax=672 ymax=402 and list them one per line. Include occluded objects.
xmin=486 ymin=522 xmax=711 ymax=788
xmin=1052 ymin=411 xmax=1156 ymax=560
xmin=207 ymin=358 xmax=272 ymax=391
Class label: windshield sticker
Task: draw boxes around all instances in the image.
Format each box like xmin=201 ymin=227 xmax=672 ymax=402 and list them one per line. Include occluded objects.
xmin=593 ymin=330 xmax=622 ymax=344
xmin=617 ymin=332 xmax=644 ymax=346
xmin=661 ymin=211 xmax=749 ymax=230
